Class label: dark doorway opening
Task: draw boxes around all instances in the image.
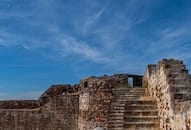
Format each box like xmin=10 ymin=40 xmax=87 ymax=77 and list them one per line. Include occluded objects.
xmin=84 ymin=81 xmax=88 ymax=88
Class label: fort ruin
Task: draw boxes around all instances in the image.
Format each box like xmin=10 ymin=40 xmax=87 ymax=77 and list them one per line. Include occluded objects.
xmin=0 ymin=59 xmax=191 ymax=130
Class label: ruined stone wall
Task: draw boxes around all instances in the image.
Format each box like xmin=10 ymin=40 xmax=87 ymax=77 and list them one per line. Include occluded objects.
xmin=78 ymin=77 xmax=114 ymax=130
xmin=0 ymin=85 xmax=79 ymax=130
xmin=78 ymin=74 xmax=142 ymax=130
xmin=0 ymin=100 xmax=39 ymax=109
xmin=0 ymin=74 xmax=142 ymax=130
xmin=144 ymin=59 xmax=191 ymax=130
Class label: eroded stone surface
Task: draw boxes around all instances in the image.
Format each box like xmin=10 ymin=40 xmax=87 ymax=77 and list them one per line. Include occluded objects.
xmin=144 ymin=59 xmax=191 ymax=130
xmin=0 ymin=85 xmax=79 ymax=130
xmin=0 ymin=59 xmax=191 ymax=130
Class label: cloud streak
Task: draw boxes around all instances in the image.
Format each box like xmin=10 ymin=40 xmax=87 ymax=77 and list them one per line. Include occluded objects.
xmin=58 ymin=35 xmax=110 ymax=63
xmin=1 ymin=0 xmax=191 ymax=99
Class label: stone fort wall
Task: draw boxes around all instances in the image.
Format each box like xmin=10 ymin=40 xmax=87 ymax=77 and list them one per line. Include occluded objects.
xmin=78 ymin=74 xmax=143 ymax=130
xmin=0 ymin=74 xmax=142 ymax=130
xmin=0 ymin=85 xmax=79 ymax=130
xmin=0 ymin=59 xmax=191 ymax=130
xmin=144 ymin=59 xmax=191 ymax=130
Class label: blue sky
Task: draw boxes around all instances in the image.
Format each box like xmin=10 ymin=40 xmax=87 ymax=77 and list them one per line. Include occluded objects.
xmin=0 ymin=0 xmax=191 ymax=99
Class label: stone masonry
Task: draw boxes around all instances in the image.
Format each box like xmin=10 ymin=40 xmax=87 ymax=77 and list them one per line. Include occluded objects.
xmin=0 ymin=85 xmax=79 ymax=130
xmin=144 ymin=59 xmax=191 ymax=130
xmin=0 ymin=59 xmax=190 ymax=130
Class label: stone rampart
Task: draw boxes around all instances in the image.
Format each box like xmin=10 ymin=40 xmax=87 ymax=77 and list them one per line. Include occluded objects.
xmin=144 ymin=59 xmax=191 ymax=130
xmin=0 ymin=85 xmax=79 ymax=130
xmin=78 ymin=74 xmax=143 ymax=130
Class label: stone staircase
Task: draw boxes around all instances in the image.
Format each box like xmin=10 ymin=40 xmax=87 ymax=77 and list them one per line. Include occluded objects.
xmin=165 ymin=63 xmax=191 ymax=102
xmin=124 ymin=100 xmax=159 ymax=130
xmin=107 ymin=87 xmax=160 ymax=130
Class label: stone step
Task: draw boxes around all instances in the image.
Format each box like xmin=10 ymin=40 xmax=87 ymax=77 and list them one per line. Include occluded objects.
xmin=123 ymin=128 xmax=158 ymax=130
xmin=114 ymin=90 xmax=145 ymax=93
xmin=114 ymin=99 xmax=140 ymax=102
xmin=124 ymin=116 xmax=159 ymax=122
xmin=115 ymin=92 xmax=145 ymax=94
xmin=129 ymin=90 xmax=145 ymax=92
xmin=114 ymin=91 xmax=145 ymax=94
xmin=115 ymin=96 xmax=142 ymax=99
xmin=113 ymin=88 xmax=145 ymax=90
xmin=109 ymin=113 xmax=124 ymax=116
xmin=111 ymin=108 xmax=125 ymax=111
xmin=172 ymin=84 xmax=191 ymax=88
xmin=109 ymin=109 xmax=125 ymax=113
xmin=112 ymin=106 xmax=125 ymax=109
xmin=171 ymin=78 xmax=189 ymax=83
xmin=107 ymin=128 xmax=123 ymax=130
xmin=167 ymin=67 xmax=187 ymax=73
xmin=124 ymin=122 xmax=159 ymax=128
xmin=108 ymin=87 xmax=159 ymax=130
xmin=107 ymin=123 xmax=123 ymax=127
xmin=113 ymin=91 xmax=145 ymax=94
xmin=115 ymin=94 xmax=144 ymax=96
xmin=168 ymin=72 xmax=187 ymax=76
xmin=175 ymin=93 xmax=191 ymax=101
xmin=108 ymin=126 xmax=123 ymax=129
xmin=114 ymin=97 xmax=140 ymax=100
xmin=114 ymin=94 xmax=145 ymax=97
xmin=108 ymin=127 xmax=123 ymax=130
xmin=112 ymin=100 xmax=151 ymax=103
xmin=125 ymin=100 xmax=157 ymax=105
xmin=110 ymin=103 xmax=125 ymax=107
xmin=125 ymin=110 xmax=158 ymax=116
xmin=114 ymin=98 xmax=142 ymax=100
xmin=125 ymin=105 xmax=157 ymax=110
xmin=108 ymin=116 xmax=124 ymax=120
xmin=114 ymin=95 xmax=144 ymax=97
xmin=114 ymin=89 xmax=145 ymax=91
xmin=114 ymin=98 xmax=140 ymax=101
xmin=174 ymin=87 xmax=191 ymax=93
xmin=108 ymin=120 xmax=123 ymax=123
xmin=127 ymin=100 xmax=156 ymax=104
xmin=110 ymin=105 xmax=125 ymax=108
xmin=111 ymin=102 xmax=125 ymax=104
xmin=114 ymin=94 xmax=144 ymax=97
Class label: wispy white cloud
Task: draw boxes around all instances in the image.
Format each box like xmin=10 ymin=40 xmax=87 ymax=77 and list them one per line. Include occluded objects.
xmin=80 ymin=0 xmax=153 ymax=51
xmin=146 ymin=25 xmax=191 ymax=62
xmin=0 ymin=0 xmax=152 ymax=66
xmin=57 ymin=34 xmax=110 ymax=63
xmin=1 ymin=0 xmax=191 ymax=99
xmin=1 ymin=0 xmax=191 ymax=73
xmin=83 ymin=7 xmax=105 ymax=34
xmin=158 ymin=27 xmax=188 ymax=41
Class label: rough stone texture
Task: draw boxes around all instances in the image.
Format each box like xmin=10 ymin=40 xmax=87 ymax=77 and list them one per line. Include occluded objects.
xmin=78 ymin=76 xmax=114 ymax=130
xmin=108 ymin=88 xmax=160 ymax=130
xmin=2 ymin=59 xmax=191 ymax=130
xmin=78 ymin=74 xmax=148 ymax=130
xmin=144 ymin=59 xmax=191 ymax=130
xmin=0 ymin=74 xmax=143 ymax=130
xmin=0 ymin=85 xmax=79 ymax=130
xmin=0 ymin=100 xmax=39 ymax=109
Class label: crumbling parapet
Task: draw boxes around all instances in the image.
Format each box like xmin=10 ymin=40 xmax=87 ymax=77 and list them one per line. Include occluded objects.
xmin=39 ymin=84 xmax=78 ymax=105
xmin=78 ymin=76 xmax=114 ymax=130
xmin=78 ymin=74 xmax=143 ymax=130
xmin=0 ymin=84 xmax=79 ymax=130
xmin=144 ymin=59 xmax=191 ymax=130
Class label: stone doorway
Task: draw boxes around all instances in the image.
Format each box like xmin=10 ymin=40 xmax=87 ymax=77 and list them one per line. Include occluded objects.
xmin=128 ymin=77 xmax=133 ymax=87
